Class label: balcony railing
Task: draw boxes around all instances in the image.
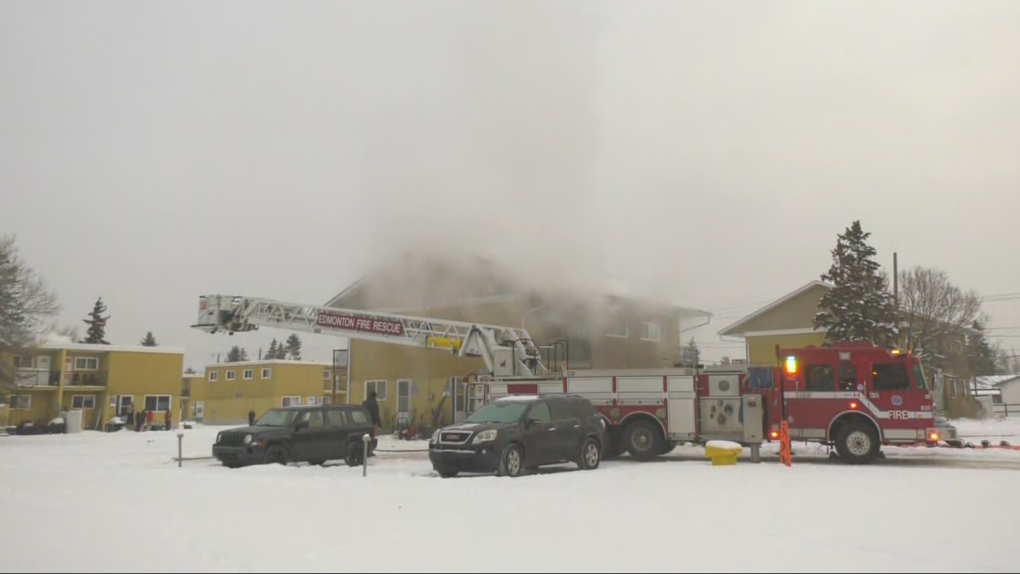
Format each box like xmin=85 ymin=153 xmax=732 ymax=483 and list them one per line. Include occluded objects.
xmin=63 ymin=372 xmax=108 ymax=388
xmin=15 ymin=369 xmax=60 ymax=388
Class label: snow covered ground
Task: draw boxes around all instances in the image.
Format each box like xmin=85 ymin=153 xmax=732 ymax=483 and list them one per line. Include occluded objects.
xmin=2 ymin=419 xmax=1019 ymax=573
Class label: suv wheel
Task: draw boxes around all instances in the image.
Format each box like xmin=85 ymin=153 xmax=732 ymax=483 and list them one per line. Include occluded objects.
xmin=578 ymin=437 xmax=601 ymax=470
xmin=265 ymin=445 xmax=289 ymax=466
xmin=497 ymin=443 xmax=524 ymax=478
xmin=345 ymin=444 xmax=365 ymax=467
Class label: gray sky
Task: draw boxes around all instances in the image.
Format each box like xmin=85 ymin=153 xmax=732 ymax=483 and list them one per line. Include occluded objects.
xmin=2 ymin=1 xmax=1018 ymax=369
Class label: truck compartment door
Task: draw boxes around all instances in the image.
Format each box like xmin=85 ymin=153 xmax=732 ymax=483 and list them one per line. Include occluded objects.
xmin=667 ymin=376 xmax=696 ymax=439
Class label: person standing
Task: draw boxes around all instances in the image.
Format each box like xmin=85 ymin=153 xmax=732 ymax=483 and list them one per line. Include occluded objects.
xmin=362 ymin=391 xmax=381 ymax=457
xmin=164 ymin=410 xmax=172 ymax=431
xmin=248 ymin=409 xmax=256 ymax=426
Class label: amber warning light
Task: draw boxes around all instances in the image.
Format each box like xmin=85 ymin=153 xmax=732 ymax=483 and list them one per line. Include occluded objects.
xmin=929 ymin=432 xmax=939 ymax=441
xmin=785 ymin=356 xmax=797 ymax=375
xmin=850 ymin=402 xmax=858 ymax=409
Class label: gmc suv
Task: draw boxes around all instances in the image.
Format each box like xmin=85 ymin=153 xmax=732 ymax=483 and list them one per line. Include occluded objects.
xmin=213 ymin=404 xmax=376 ymax=468
xmin=428 ymin=394 xmax=607 ymax=478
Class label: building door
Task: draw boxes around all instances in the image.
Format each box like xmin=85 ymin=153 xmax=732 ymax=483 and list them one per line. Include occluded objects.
xmin=396 ymin=380 xmax=411 ymax=427
xmin=117 ymin=396 xmax=134 ymax=417
xmin=195 ymin=401 xmax=205 ymax=421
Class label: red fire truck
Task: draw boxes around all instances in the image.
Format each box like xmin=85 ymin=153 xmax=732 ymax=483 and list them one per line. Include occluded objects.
xmin=481 ymin=342 xmax=958 ymax=464
xmin=195 ymin=295 xmax=956 ymax=465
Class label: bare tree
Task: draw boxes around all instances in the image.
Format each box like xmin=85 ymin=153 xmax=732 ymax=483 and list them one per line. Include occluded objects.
xmin=897 ymin=267 xmax=981 ymax=370
xmin=0 ymin=234 xmax=60 ymax=394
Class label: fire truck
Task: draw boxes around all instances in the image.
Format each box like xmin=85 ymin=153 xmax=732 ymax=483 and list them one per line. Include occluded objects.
xmin=194 ymin=294 xmax=957 ymax=465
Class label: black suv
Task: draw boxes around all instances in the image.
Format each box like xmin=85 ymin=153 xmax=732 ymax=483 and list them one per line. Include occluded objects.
xmin=212 ymin=405 xmax=377 ymax=468
xmin=428 ymin=394 xmax=606 ymax=478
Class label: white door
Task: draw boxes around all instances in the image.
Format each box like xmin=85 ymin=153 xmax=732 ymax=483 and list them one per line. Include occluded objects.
xmin=397 ymin=380 xmax=411 ymax=426
xmin=195 ymin=402 xmax=205 ymax=421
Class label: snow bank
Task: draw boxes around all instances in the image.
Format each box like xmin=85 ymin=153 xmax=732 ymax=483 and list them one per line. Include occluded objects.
xmin=1 ymin=424 xmax=1018 ymax=572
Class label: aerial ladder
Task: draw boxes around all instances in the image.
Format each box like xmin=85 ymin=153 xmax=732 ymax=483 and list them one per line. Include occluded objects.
xmin=192 ymin=294 xmax=554 ymax=381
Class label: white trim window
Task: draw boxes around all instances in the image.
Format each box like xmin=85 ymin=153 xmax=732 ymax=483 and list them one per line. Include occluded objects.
xmin=307 ymin=396 xmax=318 ymax=406
xmin=261 ymin=368 xmax=272 ymax=379
xmin=243 ymin=369 xmax=254 ymax=380
xmin=606 ymin=317 xmax=628 ymax=338
xmin=324 ymin=370 xmax=331 ymax=381
xmin=144 ymin=395 xmax=172 ymax=412
xmin=282 ymin=396 xmax=301 ymax=407
xmin=72 ymin=395 xmax=97 ymax=410
xmin=14 ymin=355 xmax=34 ymax=369
xmin=10 ymin=395 xmax=31 ymax=410
xmin=208 ymin=371 xmax=218 ymax=382
xmin=640 ymin=321 xmax=661 ymax=342
xmin=74 ymin=357 xmax=99 ymax=371
xmin=226 ymin=370 xmax=236 ymax=381
xmin=365 ymin=380 xmax=387 ymax=401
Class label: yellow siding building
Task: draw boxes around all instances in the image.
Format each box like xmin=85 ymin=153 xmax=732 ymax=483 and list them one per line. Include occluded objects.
xmin=180 ymin=373 xmax=206 ymax=423
xmin=324 ymin=252 xmax=713 ymax=432
xmin=199 ymin=360 xmax=336 ymax=425
xmin=3 ymin=342 xmax=185 ymax=431
xmin=717 ymin=280 xmax=978 ymax=417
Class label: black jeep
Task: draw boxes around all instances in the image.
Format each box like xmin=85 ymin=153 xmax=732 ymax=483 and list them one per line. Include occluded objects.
xmin=428 ymin=394 xmax=607 ymax=478
xmin=212 ymin=405 xmax=377 ymax=468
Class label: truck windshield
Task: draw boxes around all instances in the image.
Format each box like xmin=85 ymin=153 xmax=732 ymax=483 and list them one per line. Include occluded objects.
xmin=256 ymin=409 xmax=299 ymax=427
xmin=464 ymin=402 xmax=528 ymax=424
xmin=912 ymin=364 xmax=928 ymax=391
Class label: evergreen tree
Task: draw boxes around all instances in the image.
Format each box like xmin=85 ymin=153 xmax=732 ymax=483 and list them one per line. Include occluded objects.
xmin=285 ymin=333 xmax=302 ymax=360
xmin=140 ymin=331 xmax=158 ymax=347
xmin=267 ymin=338 xmax=279 ymax=360
xmin=184 ymin=367 xmax=197 ymax=374
xmin=966 ymin=319 xmax=998 ymax=376
xmin=813 ymin=221 xmax=899 ymax=347
xmin=683 ymin=337 xmax=700 ymax=366
xmin=226 ymin=345 xmax=249 ymax=362
xmin=83 ymin=297 xmax=111 ymax=345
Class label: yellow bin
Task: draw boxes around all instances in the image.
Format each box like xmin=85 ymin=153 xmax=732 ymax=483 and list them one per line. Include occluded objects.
xmin=705 ymin=440 xmax=743 ymax=466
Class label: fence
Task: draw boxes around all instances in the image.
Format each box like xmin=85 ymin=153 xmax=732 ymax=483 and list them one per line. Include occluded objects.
xmin=992 ymin=403 xmax=1020 ymax=418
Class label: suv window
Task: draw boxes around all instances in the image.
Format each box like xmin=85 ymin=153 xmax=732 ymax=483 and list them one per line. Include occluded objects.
xmin=327 ymin=409 xmax=347 ymax=427
xmin=527 ymin=402 xmax=552 ymax=423
xmin=350 ymin=409 xmax=369 ymax=425
xmin=548 ymin=398 xmax=575 ymax=420
xmin=301 ymin=410 xmax=325 ymax=428
xmin=573 ymin=399 xmax=597 ymax=418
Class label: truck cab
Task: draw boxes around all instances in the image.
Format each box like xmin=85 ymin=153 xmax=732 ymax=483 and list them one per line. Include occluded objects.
xmin=768 ymin=342 xmax=957 ymax=463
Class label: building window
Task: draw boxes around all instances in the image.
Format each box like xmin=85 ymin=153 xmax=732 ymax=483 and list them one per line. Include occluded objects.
xmin=243 ymin=369 xmax=253 ymax=380
xmin=72 ymin=395 xmax=96 ymax=410
xmin=74 ymin=357 xmax=99 ymax=370
xmin=397 ymin=380 xmax=411 ymax=422
xmin=322 ymin=396 xmax=332 ymax=405
xmin=324 ymin=370 xmax=331 ymax=381
xmin=307 ymin=396 xmax=318 ymax=406
xmin=366 ymin=380 xmax=387 ymax=401
xmin=261 ymin=368 xmax=272 ymax=379
xmin=10 ymin=395 xmax=31 ymax=410
xmin=208 ymin=371 xmax=218 ymax=382
xmin=282 ymin=396 xmax=300 ymax=407
xmin=226 ymin=370 xmax=236 ymax=381
xmin=14 ymin=355 xmax=34 ymax=369
xmin=606 ymin=317 xmax=628 ymax=338
xmin=640 ymin=322 xmax=661 ymax=342
xmin=144 ymin=395 xmax=172 ymax=412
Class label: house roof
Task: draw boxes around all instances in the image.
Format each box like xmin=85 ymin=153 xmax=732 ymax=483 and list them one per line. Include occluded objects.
xmin=204 ymin=360 xmax=333 ymax=369
xmin=325 ymin=251 xmax=713 ymax=320
xmin=717 ymin=280 xmax=830 ymax=337
xmin=975 ymin=375 xmax=1020 ymax=388
xmin=36 ymin=336 xmax=185 ymax=355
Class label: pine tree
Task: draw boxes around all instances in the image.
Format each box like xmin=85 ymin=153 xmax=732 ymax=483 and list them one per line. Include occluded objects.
xmin=813 ymin=221 xmax=899 ymax=347
xmin=83 ymin=297 xmax=111 ymax=345
xmin=966 ymin=319 xmax=998 ymax=376
xmin=267 ymin=338 xmax=279 ymax=360
xmin=184 ymin=367 xmax=197 ymax=374
xmin=683 ymin=337 xmax=700 ymax=366
xmin=226 ymin=345 xmax=248 ymax=362
xmin=140 ymin=331 xmax=157 ymax=347
xmin=285 ymin=333 xmax=302 ymax=360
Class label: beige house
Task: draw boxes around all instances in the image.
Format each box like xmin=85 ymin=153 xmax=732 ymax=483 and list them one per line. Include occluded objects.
xmin=718 ymin=280 xmax=979 ymax=417
xmin=325 ymin=252 xmax=712 ymax=431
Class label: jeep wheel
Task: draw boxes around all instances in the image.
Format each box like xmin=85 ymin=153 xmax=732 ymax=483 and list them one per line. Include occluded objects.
xmin=497 ymin=443 xmax=524 ymax=478
xmin=265 ymin=445 xmax=289 ymax=466
xmin=578 ymin=437 xmax=601 ymax=471
xmin=835 ymin=422 xmax=880 ymax=465
xmin=437 ymin=469 xmax=459 ymax=478
xmin=345 ymin=444 xmax=365 ymax=467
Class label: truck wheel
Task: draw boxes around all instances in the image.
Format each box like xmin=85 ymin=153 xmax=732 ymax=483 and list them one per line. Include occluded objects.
xmin=835 ymin=422 xmax=880 ymax=464
xmin=265 ymin=445 xmax=289 ymax=466
xmin=578 ymin=437 xmax=602 ymax=470
xmin=625 ymin=419 xmax=664 ymax=460
xmin=496 ymin=443 xmax=524 ymax=477
xmin=660 ymin=442 xmax=677 ymax=455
